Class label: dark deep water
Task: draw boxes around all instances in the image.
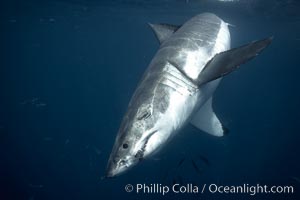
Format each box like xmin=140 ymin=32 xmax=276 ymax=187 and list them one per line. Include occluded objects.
xmin=1 ymin=0 xmax=300 ymax=199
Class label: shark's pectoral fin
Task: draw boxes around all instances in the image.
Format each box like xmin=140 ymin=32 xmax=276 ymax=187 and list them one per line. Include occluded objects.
xmin=148 ymin=23 xmax=181 ymax=44
xmin=190 ymin=97 xmax=227 ymax=137
xmin=196 ymin=37 xmax=273 ymax=86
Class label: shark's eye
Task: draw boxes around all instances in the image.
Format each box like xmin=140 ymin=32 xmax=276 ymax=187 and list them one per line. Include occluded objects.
xmin=122 ymin=143 xmax=128 ymax=149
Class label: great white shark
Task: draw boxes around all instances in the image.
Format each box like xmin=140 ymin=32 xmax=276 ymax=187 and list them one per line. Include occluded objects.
xmin=106 ymin=13 xmax=272 ymax=177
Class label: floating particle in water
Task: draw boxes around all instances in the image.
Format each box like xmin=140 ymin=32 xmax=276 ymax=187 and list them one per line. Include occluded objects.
xmin=20 ymin=97 xmax=39 ymax=105
xmin=82 ymin=6 xmax=88 ymax=11
xmin=9 ymin=19 xmax=17 ymax=23
xmin=29 ymin=184 xmax=44 ymax=189
xmin=74 ymin=25 xmax=80 ymax=30
xmin=43 ymin=137 xmax=53 ymax=142
xmin=20 ymin=97 xmax=47 ymax=109
xmin=65 ymin=138 xmax=70 ymax=145
xmin=151 ymin=157 xmax=161 ymax=161
xmin=35 ymin=103 xmax=47 ymax=108
xmin=49 ymin=18 xmax=55 ymax=22
xmin=217 ymin=0 xmax=240 ymax=2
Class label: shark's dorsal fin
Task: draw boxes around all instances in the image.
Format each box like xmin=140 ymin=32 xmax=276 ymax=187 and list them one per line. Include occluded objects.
xmin=148 ymin=23 xmax=181 ymax=44
xmin=196 ymin=37 xmax=273 ymax=86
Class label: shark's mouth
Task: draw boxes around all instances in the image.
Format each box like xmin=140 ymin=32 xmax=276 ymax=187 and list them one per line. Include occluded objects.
xmin=135 ymin=130 xmax=158 ymax=160
xmin=135 ymin=150 xmax=144 ymax=160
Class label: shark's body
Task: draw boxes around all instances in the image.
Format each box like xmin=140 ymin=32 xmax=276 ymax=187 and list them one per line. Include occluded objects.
xmin=106 ymin=13 xmax=272 ymax=177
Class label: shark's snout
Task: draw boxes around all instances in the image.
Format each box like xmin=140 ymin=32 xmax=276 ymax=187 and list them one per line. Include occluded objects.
xmin=105 ymin=160 xmax=119 ymax=178
xmin=105 ymin=168 xmax=116 ymax=178
xmin=105 ymin=158 xmax=131 ymax=178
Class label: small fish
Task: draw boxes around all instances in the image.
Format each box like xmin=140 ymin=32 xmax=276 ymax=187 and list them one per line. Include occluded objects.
xmin=43 ymin=137 xmax=53 ymax=141
xmin=30 ymin=98 xmax=39 ymax=104
xmin=20 ymin=100 xmax=29 ymax=105
xmin=197 ymin=155 xmax=210 ymax=166
xmin=177 ymin=158 xmax=185 ymax=168
xmin=20 ymin=97 xmax=41 ymax=106
xmin=29 ymin=184 xmax=44 ymax=188
xmin=65 ymin=139 xmax=70 ymax=145
xmin=191 ymin=160 xmax=203 ymax=175
xmin=291 ymin=176 xmax=300 ymax=184
xmin=162 ymin=170 xmax=170 ymax=184
xmin=172 ymin=175 xmax=184 ymax=188
xmin=35 ymin=103 xmax=47 ymax=108
xmin=172 ymin=179 xmax=180 ymax=190
xmin=176 ymin=175 xmax=183 ymax=185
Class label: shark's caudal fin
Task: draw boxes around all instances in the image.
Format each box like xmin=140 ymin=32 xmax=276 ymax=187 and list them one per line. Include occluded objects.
xmin=196 ymin=37 xmax=273 ymax=86
xmin=190 ymin=97 xmax=227 ymax=137
xmin=148 ymin=23 xmax=181 ymax=44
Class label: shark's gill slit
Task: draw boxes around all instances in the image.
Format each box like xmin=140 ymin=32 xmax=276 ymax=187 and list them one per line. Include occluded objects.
xmin=167 ymin=60 xmax=196 ymax=85
xmin=137 ymin=110 xmax=151 ymax=120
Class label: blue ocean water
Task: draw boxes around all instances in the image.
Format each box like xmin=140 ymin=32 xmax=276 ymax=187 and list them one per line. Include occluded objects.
xmin=1 ymin=0 xmax=299 ymax=199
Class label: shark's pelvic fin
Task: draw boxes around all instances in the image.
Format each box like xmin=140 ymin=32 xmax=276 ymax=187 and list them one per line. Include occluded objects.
xmin=190 ymin=97 xmax=225 ymax=137
xmin=196 ymin=37 xmax=273 ymax=86
xmin=148 ymin=23 xmax=181 ymax=44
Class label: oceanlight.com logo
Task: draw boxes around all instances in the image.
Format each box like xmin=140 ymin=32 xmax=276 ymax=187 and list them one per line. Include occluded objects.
xmin=124 ymin=183 xmax=295 ymax=196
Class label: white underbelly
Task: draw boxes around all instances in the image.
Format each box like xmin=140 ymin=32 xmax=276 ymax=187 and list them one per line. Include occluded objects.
xmin=143 ymin=90 xmax=197 ymax=157
xmin=143 ymin=78 xmax=220 ymax=158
